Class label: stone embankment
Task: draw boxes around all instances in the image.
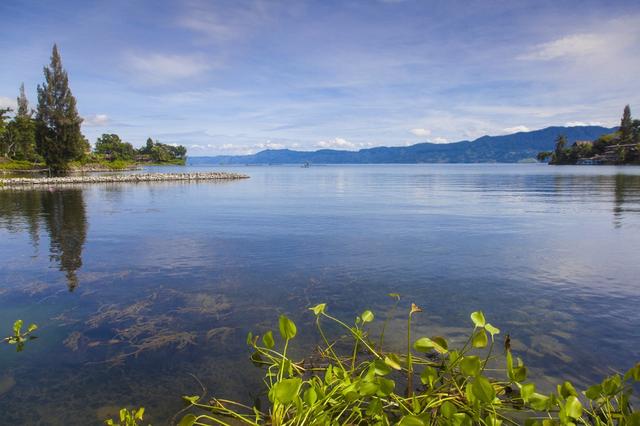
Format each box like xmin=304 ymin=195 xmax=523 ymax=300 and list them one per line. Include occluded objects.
xmin=0 ymin=172 xmax=249 ymax=190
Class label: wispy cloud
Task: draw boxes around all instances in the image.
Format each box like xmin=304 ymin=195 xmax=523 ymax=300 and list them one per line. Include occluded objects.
xmin=177 ymin=0 xmax=269 ymax=43
xmin=0 ymin=96 xmax=16 ymax=110
xmin=316 ymin=138 xmax=356 ymax=150
xmin=502 ymin=125 xmax=530 ymax=133
xmin=518 ymin=33 xmax=608 ymax=61
xmin=83 ymin=114 xmax=109 ymax=126
xmin=565 ymin=121 xmax=605 ymax=127
xmin=410 ymin=128 xmax=431 ymax=137
xmin=125 ymin=52 xmax=213 ymax=84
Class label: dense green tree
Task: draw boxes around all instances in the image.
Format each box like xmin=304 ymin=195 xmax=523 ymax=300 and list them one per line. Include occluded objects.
xmin=551 ymin=135 xmax=569 ymax=164
xmin=620 ymin=105 xmax=633 ymax=144
xmin=16 ymin=83 xmax=30 ymax=117
xmin=136 ymin=137 xmax=186 ymax=162
xmin=7 ymin=84 xmax=38 ymax=161
xmin=0 ymin=108 xmax=12 ymax=157
xmin=536 ymin=151 xmax=552 ymax=162
xmin=35 ymin=44 xmax=86 ymax=173
xmin=95 ymin=133 xmax=135 ymax=160
xmin=632 ymin=119 xmax=640 ymax=144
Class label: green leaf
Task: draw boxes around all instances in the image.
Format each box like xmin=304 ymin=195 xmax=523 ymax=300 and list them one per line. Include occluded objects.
xmin=626 ymin=412 xmax=640 ymax=426
xmin=472 ymin=329 xmax=488 ymax=348
xmin=376 ymin=378 xmax=395 ymax=396
xmin=521 ymin=383 xmax=535 ymax=402
xmin=182 ymin=395 xmax=200 ymax=405
xmin=278 ymin=314 xmax=297 ymax=340
xmin=384 ymin=354 xmax=402 ymax=370
xmin=372 ymin=359 xmax=391 ymax=376
xmin=624 ymin=363 xmax=640 ymax=381
xmin=246 ymin=332 xmax=254 ymax=345
xmin=528 ymin=393 xmax=550 ymax=411
xmin=420 ymin=366 xmax=438 ymax=387
xmin=485 ymin=414 xmax=503 ymax=426
xmin=584 ymin=384 xmax=602 ymax=400
xmin=366 ymin=398 xmax=383 ymax=416
xmin=357 ymin=380 xmax=379 ymax=396
xmin=309 ymin=303 xmax=326 ymax=316
xmin=178 ymin=414 xmax=197 ymax=426
xmin=388 ymin=293 xmax=401 ymax=300
xmin=13 ymin=320 xmax=23 ymax=336
xmin=441 ymin=400 xmax=457 ymax=418
xmin=398 ymin=415 xmax=426 ymax=426
xmin=414 ymin=337 xmax=448 ymax=354
xmin=557 ymin=381 xmax=577 ymax=399
xmin=470 ymin=311 xmax=486 ymax=328
xmin=272 ymin=377 xmax=301 ymax=404
xmin=564 ymin=395 xmax=583 ymax=419
xmin=360 ymin=310 xmax=374 ymax=323
xmin=303 ymin=387 xmax=317 ymax=406
xmin=472 ymin=376 xmax=496 ymax=403
xmin=431 ymin=336 xmax=448 ymax=352
xmin=262 ymin=331 xmax=275 ymax=349
xmin=485 ymin=323 xmax=500 ymax=338
xmin=602 ymin=374 xmax=621 ymax=396
xmin=134 ymin=407 xmax=144 ymax=420
xmin=27 ymin=324 xmax=38 ymax=334
xmin=460 ymin=356 xmax=481 ymax=377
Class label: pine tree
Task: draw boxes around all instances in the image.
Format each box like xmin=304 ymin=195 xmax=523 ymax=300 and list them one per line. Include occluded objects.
xmin=35 ymin=44 xmax=86 ymax=173
xmin=9 ymin=83 xmax=38 ymax=161
xmin=620 ymin=105 xmax=633 ymax=144
xmin=17 ymin=83 xmax=30 ymax=118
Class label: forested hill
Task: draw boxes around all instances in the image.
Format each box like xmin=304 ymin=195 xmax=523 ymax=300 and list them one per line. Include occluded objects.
xmin=190 ymin=126 xmax=615 ymax=165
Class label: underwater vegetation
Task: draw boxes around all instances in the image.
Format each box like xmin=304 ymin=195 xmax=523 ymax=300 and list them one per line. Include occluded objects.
xmin=173 ymin=298 xmax=639 ymax=426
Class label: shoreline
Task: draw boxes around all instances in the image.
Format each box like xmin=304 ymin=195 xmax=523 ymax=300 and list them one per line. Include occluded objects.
xmin=0 ymin=172 xmax=249 ymax=190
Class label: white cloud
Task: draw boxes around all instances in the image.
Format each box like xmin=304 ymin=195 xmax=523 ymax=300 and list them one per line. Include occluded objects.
xmin=430 ymin=137 xmax=449 ymax=144
xmin=253 ymin=141 xmax=285 ymax=150
xmin=126 ymin=53 xmax=212 ymax=83
xmin=565 ymin=121 xmax=605 ymax=127
xmin=502 ymin=125 xmax=530 ymax=134
xmin=0 ymin=96 xmax=16 ymax=110
xmin=316 ymin=137 xmax=356 ymax=150
xmin=83 ymin=114 xmax=109 ymax=126
xmin=518 ymin=33 xmax=608 ymax=61
xmin=410 ymin=128 xmax=431 ymax=137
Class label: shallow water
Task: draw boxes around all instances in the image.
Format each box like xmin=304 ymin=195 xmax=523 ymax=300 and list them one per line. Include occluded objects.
xmin=1 ymin=164 xmax=640 ymax=425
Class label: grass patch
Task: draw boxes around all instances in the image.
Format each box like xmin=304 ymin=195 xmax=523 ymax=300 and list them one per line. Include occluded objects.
xmin=0 ymin=159 xmax=46 ymax=171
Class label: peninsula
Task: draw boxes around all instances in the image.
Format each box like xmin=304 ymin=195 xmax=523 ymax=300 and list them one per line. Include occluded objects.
xmin=0 ymin=172 xmax=249 ymax=190
xmin=538 ymin=105 xmax=640 ymax=165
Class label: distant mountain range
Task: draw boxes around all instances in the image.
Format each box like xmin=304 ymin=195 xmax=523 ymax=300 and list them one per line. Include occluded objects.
xmin=188 ymin=126 xmax=615 ymax=165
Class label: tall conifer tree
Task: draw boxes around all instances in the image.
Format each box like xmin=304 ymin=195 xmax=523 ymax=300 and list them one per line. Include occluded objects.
xmin=17 ymin=83 xmax=30 ymax=118
xmin=35 ymin=44 xmax=85 ymax=173
xmin=620 ymin=105 xmax=633 ymax=144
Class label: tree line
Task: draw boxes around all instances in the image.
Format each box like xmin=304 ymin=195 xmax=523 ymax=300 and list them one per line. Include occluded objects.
xmin=538 ymin=105 xmax=640 ymax=165
xmin=0 ymin=44 xmax=186 ymax=173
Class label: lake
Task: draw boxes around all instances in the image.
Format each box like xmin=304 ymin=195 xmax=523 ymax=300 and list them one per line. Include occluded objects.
xmin=1 ymin=164 xmax=639 ymax=425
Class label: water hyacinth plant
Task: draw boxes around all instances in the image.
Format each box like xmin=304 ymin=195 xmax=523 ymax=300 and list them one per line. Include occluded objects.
xmin=176 ymin=298 xmax=640 ymax=425
xmin=2 ymin=319 xmax=37 ymax=352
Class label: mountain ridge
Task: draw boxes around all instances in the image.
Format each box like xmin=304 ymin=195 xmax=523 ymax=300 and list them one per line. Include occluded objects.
xmin=188 ymin=125 xmax=616 ymax=164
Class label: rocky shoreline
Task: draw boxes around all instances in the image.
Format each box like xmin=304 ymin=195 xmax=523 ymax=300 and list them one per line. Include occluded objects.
xmin=0 ymin=172 xmax=249 ymax=190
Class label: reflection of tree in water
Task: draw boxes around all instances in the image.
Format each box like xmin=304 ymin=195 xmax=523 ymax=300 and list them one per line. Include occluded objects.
xmin=613 ymin=174 xmax=640 ymax=229
xmin=41 ymin=190 xmax=87 ymax=291
xmin=0 ymin=189 xmax=87 ymax=291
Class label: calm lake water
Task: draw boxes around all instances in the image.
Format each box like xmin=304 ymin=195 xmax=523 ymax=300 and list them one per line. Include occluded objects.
xmin=1 ymin=164 xmax=640 ymax=425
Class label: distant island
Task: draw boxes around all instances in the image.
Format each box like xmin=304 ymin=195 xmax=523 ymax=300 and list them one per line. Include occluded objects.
xmin=0 ymin=44 xmax=187 ymax=174
xmin=190 ymin=125 xmax=615 ymax=165
xmin=538 ymin=105 xmax=640 ymax=165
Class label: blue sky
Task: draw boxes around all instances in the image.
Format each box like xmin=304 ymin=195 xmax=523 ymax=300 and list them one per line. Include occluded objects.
xmin=1 ymin=0 xmax=639 ymax=155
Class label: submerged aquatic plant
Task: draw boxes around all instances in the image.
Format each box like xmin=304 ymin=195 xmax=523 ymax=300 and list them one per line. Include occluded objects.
xmin=174 ymin=298 xmax=640 ymax=426
xmin=2 ymin=320 xmax=37 ymax=352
